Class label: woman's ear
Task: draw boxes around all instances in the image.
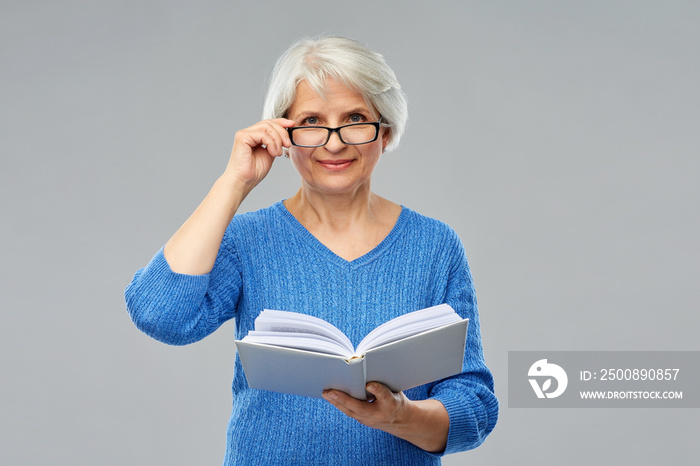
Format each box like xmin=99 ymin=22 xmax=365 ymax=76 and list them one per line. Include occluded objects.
xmin=381 ymin=128 xmax=391 ymax=153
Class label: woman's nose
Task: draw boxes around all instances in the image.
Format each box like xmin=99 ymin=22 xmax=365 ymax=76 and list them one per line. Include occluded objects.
xmin=324 ymin=130 xmax=345 ymax=152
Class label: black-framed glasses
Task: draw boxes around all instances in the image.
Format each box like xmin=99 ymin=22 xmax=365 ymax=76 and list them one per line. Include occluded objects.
xmin=287 ymin=121 xmax=382 ymax=148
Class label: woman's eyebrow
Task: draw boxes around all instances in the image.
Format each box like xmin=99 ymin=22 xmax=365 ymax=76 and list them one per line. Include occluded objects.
xmin=342 ymin=107 xmax=373 ymax=117
xmin=290 ymin=110 xmax=322 ymax=121
xmin=290 ymin=107 xmax=374 ymax=122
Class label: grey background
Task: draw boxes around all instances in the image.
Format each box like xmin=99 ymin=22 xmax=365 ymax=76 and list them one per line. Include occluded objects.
xmin=2 ymin=1 xmax=698 ymax=465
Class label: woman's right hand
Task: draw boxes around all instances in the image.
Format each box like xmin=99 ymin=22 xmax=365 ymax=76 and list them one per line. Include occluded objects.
xmin=223 ymin=118 xmax=296 ymax=195
xmin=163 ymin=118 xmax=296 ymax=275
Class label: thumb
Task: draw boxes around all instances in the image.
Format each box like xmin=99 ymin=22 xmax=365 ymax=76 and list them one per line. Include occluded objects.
xmin=365 ymin=382 xmax=393 ymax=401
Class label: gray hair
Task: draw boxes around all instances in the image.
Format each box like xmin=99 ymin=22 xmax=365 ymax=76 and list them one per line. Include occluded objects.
xmin=262 ymin=36 xmax=407 ymax=152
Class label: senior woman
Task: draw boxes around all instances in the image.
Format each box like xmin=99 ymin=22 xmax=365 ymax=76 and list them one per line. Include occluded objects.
xmin=125 ymin=36 xmax=498 ymax=465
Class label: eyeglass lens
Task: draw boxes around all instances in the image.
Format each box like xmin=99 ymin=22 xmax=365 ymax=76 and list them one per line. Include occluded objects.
xmin=291 ymin=123 xmax=378 ymax=147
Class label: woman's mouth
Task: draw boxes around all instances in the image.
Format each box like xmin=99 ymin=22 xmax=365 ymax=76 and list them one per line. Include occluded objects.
xmin=318 ymin=159 xmax=354 ymax=171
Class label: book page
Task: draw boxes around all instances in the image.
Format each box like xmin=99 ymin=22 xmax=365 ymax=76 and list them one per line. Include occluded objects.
xmin=356 ymin=303 xmax=461 ymax=354
xmin=242 ymin=331 xmax=352 ymax=357
xmin=251 ymin=310 xmax=355 ymax=354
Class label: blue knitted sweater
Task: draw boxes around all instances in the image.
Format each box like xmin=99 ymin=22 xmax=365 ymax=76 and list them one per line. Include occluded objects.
xmin=125 ymin=201 xmax=498 ymax=465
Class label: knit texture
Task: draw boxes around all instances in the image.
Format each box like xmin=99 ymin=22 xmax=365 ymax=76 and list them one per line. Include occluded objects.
xmin=125 ymin=201 xmax=498 ymax=465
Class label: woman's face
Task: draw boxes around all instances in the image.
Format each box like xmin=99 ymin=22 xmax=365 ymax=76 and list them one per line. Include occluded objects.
xmin=286 ymin=78 xmax=389 ymax=198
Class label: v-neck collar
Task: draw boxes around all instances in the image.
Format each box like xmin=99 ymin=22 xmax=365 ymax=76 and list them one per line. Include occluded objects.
xmin=274 ymin=201 xmax=409 ymax=269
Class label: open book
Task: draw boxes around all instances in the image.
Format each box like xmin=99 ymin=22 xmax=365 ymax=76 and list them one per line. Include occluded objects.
xmin=235 ymin=303 xmax=468 ymax=400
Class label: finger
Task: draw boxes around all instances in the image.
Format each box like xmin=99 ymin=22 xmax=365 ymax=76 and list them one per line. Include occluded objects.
xmin=323 ymin=390 xmax=368 ymax=417
xmin=268 ymin=119 xmax=294 ymax=148
xmin=323 ymin=391 xmax=355 ymax=417
xmin=248 ymin=122 xmax=283 ymax=156
xmin=259 ymin=121 xmax=292 ymax=154
xmin=262 ymin=127 xmax=281 ymax=156
xmin=273 ymin=117 xmax=297 ymax=128
xmin=234 ymin=126 xmax=270 ymax=154
xmin=324 ymin=390 xmax=394 ymax=431
xmin=259 ymin=133 xmax=285 ymax=158
xmin=366 ymin=383 xmax=405 ymax=419
xmin=365 ymin=382 xmax=393 ymax=402
xmin=322 ymin=389 xmax=357 ymax=407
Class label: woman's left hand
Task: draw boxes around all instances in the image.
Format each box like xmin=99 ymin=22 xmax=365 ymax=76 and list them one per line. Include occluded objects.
xmin=322 ymin=382 xmax=449 ymax=453
xmin=323 ymin=382 xmax=408 ymax=431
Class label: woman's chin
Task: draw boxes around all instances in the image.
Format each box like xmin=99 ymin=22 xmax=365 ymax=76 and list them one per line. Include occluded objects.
xmin=304 ymin=176 xmax=371 ymax=198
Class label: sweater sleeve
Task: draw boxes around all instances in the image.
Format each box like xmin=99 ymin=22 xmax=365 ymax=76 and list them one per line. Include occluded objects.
xmin=427 ymin=237 xmax=499 ymax=455
xmin=124 ymin=229 xmax=242 ymax=345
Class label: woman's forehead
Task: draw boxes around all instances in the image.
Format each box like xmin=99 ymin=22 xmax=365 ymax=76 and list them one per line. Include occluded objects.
xmin=288 ymin=79 xmax=375 ymax=118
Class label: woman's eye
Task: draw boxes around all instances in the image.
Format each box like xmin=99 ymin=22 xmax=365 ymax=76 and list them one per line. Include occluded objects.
xmin=302 ymin=116 xmax=318 ymax=125
xmin=348 ymin=114 xmax=365 ymax=123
